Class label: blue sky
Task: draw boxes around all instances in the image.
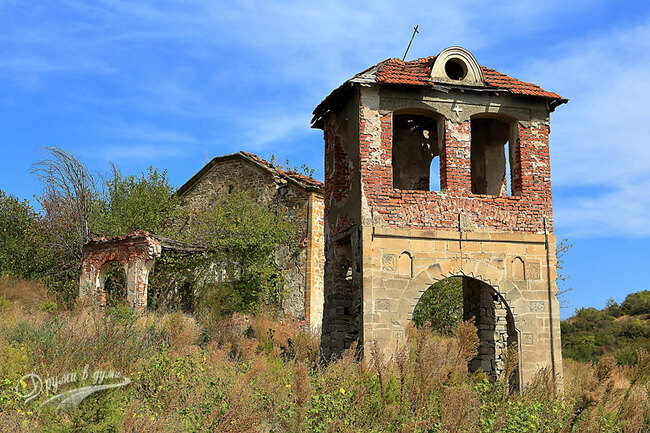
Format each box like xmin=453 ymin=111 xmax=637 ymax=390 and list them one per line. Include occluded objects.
xmin=2 ymin=1 xmax=649 ymax=318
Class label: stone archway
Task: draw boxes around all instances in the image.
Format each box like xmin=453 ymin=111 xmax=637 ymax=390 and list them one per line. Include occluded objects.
xmin=408 ymin=259 xmax=523 ymax=389
xmin=98 ymin=260 xmax=128 ymax=307
xmin=413 ymin=275 xmax=520 ymax=387
xmin=403 ymin=258 xmax=526 ymax=323
xmin=79 ymin=231 xmax=162 ymax=313
xmin=363 ymin=253 xmax=538 ymax=390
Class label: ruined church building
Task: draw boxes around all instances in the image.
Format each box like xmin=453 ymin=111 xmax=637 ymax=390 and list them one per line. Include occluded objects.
xmin=80 ymin=46 xmax=566 ymax=389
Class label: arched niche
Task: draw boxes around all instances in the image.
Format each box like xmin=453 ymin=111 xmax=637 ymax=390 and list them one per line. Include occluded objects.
xmin=398 ymin=251 xmax=413 ymax=278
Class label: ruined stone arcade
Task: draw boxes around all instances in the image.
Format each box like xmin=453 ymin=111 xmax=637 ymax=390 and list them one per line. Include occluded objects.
xmin=79 ymin=152 xmax=326 ymax=331
xmin=79 ymin=231 xmax=207 ymax=313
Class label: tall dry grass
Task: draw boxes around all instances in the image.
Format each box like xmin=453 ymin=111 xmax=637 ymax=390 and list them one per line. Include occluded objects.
xmin=1 ymin=277 xmax=650 ymax=432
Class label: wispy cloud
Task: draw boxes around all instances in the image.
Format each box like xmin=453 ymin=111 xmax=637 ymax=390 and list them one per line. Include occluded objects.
xmin=99 ymin=144 xmax=186 ymax=160
xmin=556 ymin=180 xmax=650 ymax=237
xmin=99 ymin=120 xmax=201 ymax=145
xmin=516 ymin=19 xmax=650 ymax=237
xmin=1 ymin=0 xmax=647 ymax=238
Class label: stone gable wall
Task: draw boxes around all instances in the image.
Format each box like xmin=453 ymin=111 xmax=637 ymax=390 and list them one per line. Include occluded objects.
xmin=180 ymin=158 xmax=324 ymax=324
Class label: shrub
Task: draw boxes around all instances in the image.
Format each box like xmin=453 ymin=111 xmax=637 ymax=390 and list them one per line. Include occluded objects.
xmin=620 ymin=290 xmax=650 ymax=316
xmin=178 ymin=187 xmax=295 ymax=316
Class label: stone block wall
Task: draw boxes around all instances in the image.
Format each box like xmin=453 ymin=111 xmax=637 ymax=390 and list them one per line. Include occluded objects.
xmin=179 ymin=155 xmax=324 ymax=327
xmin=360 ymin=227 xmax=562 ymax=388
xmin=306 ymin=193 xmax=325 ymax=332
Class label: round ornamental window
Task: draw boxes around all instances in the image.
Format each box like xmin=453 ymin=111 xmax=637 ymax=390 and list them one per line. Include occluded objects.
xmin=444 ymin=58 xmax=468 ymax=81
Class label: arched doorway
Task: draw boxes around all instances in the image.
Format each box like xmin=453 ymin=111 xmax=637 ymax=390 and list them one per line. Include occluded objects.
xmin=98 ymin=261 xmax=127 ymax=308
xmin=413 ymin=276 xmax=519 ymax=385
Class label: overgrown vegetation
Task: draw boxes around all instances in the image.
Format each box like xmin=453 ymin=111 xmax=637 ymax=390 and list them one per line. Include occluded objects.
xmin=151 ymin=187 xmax=295 ymax=316
xmin=562 ymin=290 xmax=650 ymax=365
xmin=96 ymin=165 xmax=186 ymax=238
xmin=1 ymin=278 xmax=650 ymax=432
xmin=5 ymin=147 xmax=650 ymax=431
xmin=1 ymin=147 xmax=294 ymax=314
xmin=412 ymin=277 xmax=463 ymax=332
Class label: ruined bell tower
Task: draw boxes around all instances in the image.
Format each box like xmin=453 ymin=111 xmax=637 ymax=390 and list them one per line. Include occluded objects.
xmin=312 ymin=47 xmax=567 ymax=387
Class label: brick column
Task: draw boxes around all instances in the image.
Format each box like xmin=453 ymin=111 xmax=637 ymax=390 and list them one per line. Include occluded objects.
xmin=442 ymin=119 xmax=471 ymax=192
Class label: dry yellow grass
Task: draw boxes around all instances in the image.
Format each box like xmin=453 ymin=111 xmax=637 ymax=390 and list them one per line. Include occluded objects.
xmin=1 ymin=279 xmax=650 ymax=432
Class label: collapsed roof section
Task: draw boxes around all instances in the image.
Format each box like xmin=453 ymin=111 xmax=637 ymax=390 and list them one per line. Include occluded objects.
xmin=177 ymin=151 xmax=323 ymax=198
xmin=83 ymin=230 xmax=208 ymax=255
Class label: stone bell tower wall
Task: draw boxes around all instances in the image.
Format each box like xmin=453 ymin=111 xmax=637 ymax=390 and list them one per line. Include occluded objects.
xmin=320 ymin=85 xmax=563 ymax=388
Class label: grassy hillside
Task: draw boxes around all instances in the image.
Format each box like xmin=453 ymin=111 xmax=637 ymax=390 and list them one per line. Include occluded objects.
xmin=562 ymin=290 xmax=650 ymax=365
xmin=2 ymin=277 xmax=650 ymax=432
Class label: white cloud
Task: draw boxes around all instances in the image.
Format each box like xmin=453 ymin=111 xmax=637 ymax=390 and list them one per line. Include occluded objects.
xmin=515 ymin=20 xmax=650 ymax=237
xmin=98 ymin=144 xmax=185 ymax=160
xmin=100 ymin=121 xmax=201 ymax=145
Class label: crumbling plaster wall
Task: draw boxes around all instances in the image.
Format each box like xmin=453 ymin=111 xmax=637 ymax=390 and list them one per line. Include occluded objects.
xmin=79 ymin=233 xmax=161 ymax=313
xmin=180 ymin=158 xmax=322 ymax=323
xmin=321 ymin=92 xmax=365 ymax=358
xmin=359 ymin=85 xmax=553 ymax=233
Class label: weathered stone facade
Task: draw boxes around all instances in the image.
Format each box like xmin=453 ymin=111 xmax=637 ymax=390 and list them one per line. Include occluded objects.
xmin=79 ymin=153 xmax=325 ymax=332
xmin=177 ymin=152 xmax=325 ymax=330
xmin=312 ymin=47 xmax=566 ymax=388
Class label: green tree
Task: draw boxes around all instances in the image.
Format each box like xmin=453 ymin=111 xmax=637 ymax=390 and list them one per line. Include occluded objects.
xmin=620 ymin=290 xmax=650 ymax=316
xmin=96 ymin=166 xmax=185 ymax=237
xmin=412 ymin=277 xmax=463 ymax=332
xmin=0 ymin=191 xmax=52 ymax=278
xmin=179 ymin=187 xmax=295 ymax=315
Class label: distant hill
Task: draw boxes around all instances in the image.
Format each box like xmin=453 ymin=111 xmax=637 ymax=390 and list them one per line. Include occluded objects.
xmin=561 ymin=290 xmax=650 ymax=364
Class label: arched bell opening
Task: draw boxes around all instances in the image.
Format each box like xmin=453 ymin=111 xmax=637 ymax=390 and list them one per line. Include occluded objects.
xmin=392 ymin=110 xmax=444 ymax=192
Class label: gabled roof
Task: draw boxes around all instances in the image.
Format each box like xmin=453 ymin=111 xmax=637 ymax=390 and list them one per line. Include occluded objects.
xmin=177 ymin=151 xmax=323 ymax=197
xmin=312 ymin=55 xmax=567 ymax=128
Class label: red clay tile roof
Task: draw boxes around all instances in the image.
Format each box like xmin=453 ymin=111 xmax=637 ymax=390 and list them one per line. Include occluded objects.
xmin=367 ymin=56 xmax=563 ymax=99
xmin=279 ymin=170 xmax=324 ymax=189
xmin=312 ymin=55 xmax=565 ymax=128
